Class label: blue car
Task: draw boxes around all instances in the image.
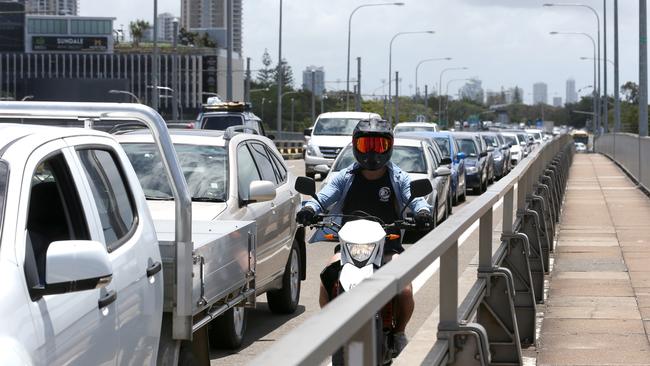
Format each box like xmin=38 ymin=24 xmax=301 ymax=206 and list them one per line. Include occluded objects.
xmin=396 ymin=131 xmax=467 ymax=205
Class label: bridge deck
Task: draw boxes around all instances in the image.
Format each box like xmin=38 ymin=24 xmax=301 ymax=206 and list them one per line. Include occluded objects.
xmin=537 ymin=153 xmax=650 ymax=365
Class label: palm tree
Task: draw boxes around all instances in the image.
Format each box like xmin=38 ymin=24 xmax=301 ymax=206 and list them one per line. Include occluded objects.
xmin=129 ymin=20 xmax=150 ymax=47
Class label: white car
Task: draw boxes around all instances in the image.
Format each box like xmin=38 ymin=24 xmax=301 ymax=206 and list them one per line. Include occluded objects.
xmin=575 ymin=142 xmax=587 ymax=152
xmin=323 ymin=137 xmax=452 ymax=226
xmin=525 ymin=129 xmax=544 ymax=145
xmin=393 ymin=122 xmax=439 ymax=135
xmin=501 ymin=132 xmax=525 ymax=165
xmin=116 ymin=128 xmax=305 ymax=347
xmin=304 ymin=111 xmax=381 ymax=179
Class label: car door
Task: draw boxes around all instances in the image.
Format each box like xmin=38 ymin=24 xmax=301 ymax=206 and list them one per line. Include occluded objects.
xmin=425 ymin=144 xmax=444 ymax=217
xmin=70 ymin=141 xmax=163 ymax=365
xmin=248 ymin=141 xmax=293 ymax=281
xmin=18 ymin=141 xmax=119 ymax=365
xmin=235 ymin=142 xmax=277 ymax=287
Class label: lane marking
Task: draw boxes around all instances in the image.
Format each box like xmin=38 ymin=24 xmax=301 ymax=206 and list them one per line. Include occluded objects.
xmin=412 ymin=197 xmax=504 ymax=294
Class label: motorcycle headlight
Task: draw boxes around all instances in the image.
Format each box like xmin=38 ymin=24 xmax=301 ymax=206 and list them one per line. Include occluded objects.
xmin=346 ymin=243 xmax=376 ymax=262
xmin=494 ymin=155 xmax=502 ymax=161
xmin=466 ymin=166 xmax=478 ymax=174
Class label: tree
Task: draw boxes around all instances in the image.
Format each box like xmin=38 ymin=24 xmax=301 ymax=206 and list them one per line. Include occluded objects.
xmin=256 ymin=49 xmax=275 ymax=87
xmin=275 ymin=59 xmax=294 ymax=88
xmin=129 ymin=20 xmax=150 ymax=47
xmin=513 ymin=86 xmax=522 ymax=104
xmin=621 ymin=81 xmax=639 ymax=104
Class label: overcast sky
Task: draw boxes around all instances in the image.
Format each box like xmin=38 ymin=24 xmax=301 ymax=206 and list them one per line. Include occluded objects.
xmin=81 ymin=0 xmax=641 ymax=104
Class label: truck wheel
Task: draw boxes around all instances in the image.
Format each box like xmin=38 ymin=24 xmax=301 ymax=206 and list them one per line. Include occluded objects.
xmin=267 ymin=242 xmax=301 ymax=314
xmin=208 ymin=305 xmax=247 ymax=349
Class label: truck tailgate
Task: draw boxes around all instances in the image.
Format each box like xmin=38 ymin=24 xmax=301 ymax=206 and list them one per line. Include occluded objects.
xmin=154 ymin=219 xmax=256 ymax=315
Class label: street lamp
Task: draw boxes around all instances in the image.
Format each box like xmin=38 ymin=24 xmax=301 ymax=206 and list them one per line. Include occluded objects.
xmin=438 ymin=67 xmax=468 ymax=127
xmin=346 ymin=2 xmax=405 ymax=110
xmin=580 ymin=56 xmax=614 ymax=67
xmin=21 ymin=95 xmax=34 ymax=101
xmin=544 ymin=3 xmax=601 ymax=130
xmin=578 ymin=85 xmax=594 ymax=94
xmin=415 ymin=57 xmax=452 ymax=99
xmin=444 ymin=78 xmax=469 ymax=123
xmin=109 ymin=89 xmax=141 ymax=103
xmin=550 ymin=31 xmax=597 ymax=132
xmin=388 ymin=30 xmax=436 ymax=123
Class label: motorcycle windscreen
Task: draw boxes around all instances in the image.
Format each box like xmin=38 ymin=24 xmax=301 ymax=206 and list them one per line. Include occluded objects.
xmin=339 ymin=263 xmax=374 ymax=292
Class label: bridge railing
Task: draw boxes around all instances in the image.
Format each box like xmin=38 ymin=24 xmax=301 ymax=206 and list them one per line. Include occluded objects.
xmin=595 ymin=133 xmax=650 ymax=192
xmin=253 ymin=134 xmax=574 ymax=366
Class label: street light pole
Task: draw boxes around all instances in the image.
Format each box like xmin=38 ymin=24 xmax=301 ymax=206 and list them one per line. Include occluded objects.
xmin=603 ymin=0 xmax=608 ymax=132
xmin=345 ymin=2 xmax=405 ymax=110
xmin=640 ymin=0 xmax=648 ymax=137
xmin=614 ymin=0 xmax=621 ymax=132
xmin=152 ymin=0 xmax=159 ymax=111
xmin=438 ymin=67 xmax=468 ymax=128
xmin=388 ymin=30 xmax=435 ymax=124
xmin=277 ymin=0 xmax=283 ymax=134
xmin=550 ymin=31 xmax=597 ymax=133
xmin=172 ymin=18 xmax=179 ymax=120
xmin=226 ymin=0 xmax=233 ymax=101
xmin=415 ymin=57 xmax=452 ymax=100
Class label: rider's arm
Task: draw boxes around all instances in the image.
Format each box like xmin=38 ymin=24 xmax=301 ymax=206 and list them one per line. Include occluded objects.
xmin=303 ymin=170 xmax=348 ymax=214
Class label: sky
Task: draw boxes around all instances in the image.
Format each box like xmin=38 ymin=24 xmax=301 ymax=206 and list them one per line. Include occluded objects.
xmin=81 ymin=0 xmax=641 ymax=105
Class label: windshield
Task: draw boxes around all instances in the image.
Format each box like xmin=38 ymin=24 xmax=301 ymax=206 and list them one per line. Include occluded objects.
xmin=395 ymin=126 xmax=436 ymax=134
xmin=122 ymin=143 xmax=228 ymax=202
xmin=433 ymin=137 xmax=451 ymax=158
xmin=457 ymin=139 xmax=478 ymax=156
xmin=313 ymin=118 xmax=361 ymax=136
xmin=482 ymin=135 xmax=499 ymax=148
xmin=534 ymin=132 xmax=542 ymax=140
xmin=202 ymin=115 xmax=245 ymax=130
xmin=517 ymin=133 xmax=528 ymax=143
xmin=503 ymin=135 xmax=517 ymax=145
xmin=332 ymin=145 xmax=427 ymax=174
xmin=0 ymin=161 xmax=7 ymax=243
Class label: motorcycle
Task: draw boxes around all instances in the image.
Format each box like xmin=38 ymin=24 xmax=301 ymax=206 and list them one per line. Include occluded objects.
xmin=295 ymin=177 xmax=433 ymax=365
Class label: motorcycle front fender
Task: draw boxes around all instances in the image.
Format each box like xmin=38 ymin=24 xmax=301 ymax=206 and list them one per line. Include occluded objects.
xmin=339 ymin=263 xmax=374 ymax=292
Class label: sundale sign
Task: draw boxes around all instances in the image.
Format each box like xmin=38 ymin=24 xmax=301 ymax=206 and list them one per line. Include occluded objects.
xmin=32 ymin=36 xmax=108 ymax=52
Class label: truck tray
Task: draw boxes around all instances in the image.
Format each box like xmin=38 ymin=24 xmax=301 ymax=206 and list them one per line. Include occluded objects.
xmin=154 ymin=219 xmax=256 ymax=315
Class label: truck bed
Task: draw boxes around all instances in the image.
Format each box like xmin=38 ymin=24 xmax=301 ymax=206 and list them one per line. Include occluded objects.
xmin=154 ymin=219 xmax=256 ymax=315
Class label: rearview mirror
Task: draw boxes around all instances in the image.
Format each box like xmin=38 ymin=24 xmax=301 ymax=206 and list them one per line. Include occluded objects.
xmin=480 ymin=151 xmax=488 ymax=157
xmin=409 ymin=179 xmax=433 ymax=198
xmin=303 ymin=127 xmax=313 ymax=137
xmin=520 ymin=141 xmax=526 ymax=146
xmin=295 ymin=176 xmax=316 ymax=196
xmin=434 ymin=166 xmax=452 ymax=177
xmin=314 ymin=164 xmax=330 ymax=174
xmin=39 ymin=240 xmax=113 ymax=296
xmin=267 ymin=134 xmax=276 ymax=140
xmin=440 ymin=157 xmax=452 ymax=165
xmin=248 ymin=180 xmax=276 ymax=203
xmin=457 ymin=152 xmax=466 ymax=160
xmin=487 ymin=146 xmax=494 ymax=152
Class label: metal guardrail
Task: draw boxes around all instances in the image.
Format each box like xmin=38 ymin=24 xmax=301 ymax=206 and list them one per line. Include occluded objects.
xmin=252 ymin=134 xmax=574 ymax=366
xmin=269 ymin=131 xmax=306 ymax=141
xmin=595 ymin=133 xmax=650 ymax=193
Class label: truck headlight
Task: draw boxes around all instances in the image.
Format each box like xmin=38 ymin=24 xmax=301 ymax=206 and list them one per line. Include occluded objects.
xmin=466 ymin=166 xmax=478 ymax=174
xmin=307 ymin=142 xmax=318 ymax=156
xmin=346 ymin=243 xmax=376 ymax=262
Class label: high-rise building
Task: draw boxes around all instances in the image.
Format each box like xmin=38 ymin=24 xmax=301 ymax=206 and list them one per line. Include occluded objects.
xmin=459 ymin=78 xmax=484 ymax=104
xmin=505 ymin=86 xmax=524 ymax=104
xmin=24 ymin=0 xmax=78 ymax=15
xmin=180 ymin=0 xmax=242 ymax=53
xmin=553 ymin=96 xmax=562 ymax=107
xmin=533 ymin=82 xmax=548 ymax=104
xmin=157 ymin=12 xmax=177 ymax=42
xmin=565 ymin=78 xmax=577 ymax=104
xmin=302 ymin=66 xmax=325 ymax=97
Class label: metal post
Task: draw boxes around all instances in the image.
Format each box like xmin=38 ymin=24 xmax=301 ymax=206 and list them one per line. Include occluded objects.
xmin=290 ymin=97 xmax=294 ymax=132
xmin=603 ymin=0 xmax=609 ymax=132
xmin=597 ymin=10 xmax=602 ymax=134
xmin=439 ymin=241 xmax=458 ymax=329
xmin=171 ymin=19 xmax=179 ymax=121
xmin=479 ymin=208 xmax=493 ymax=270
xmin=321 ymin=95 xmax=325 ymax=114
xmin=383 ymin=95 xmax=387 ymax=117
xmin=311 ymin=70 xmax=316 ymax=123
xmin=276 ymin=0 xmax=283 ymax=133
xmin=424 ymin=84 xmax=428 ymax=109
xmin=394 ymin=71 xmax=399 ymax=124
xmin=245 ymin=57 xmax=251 ymax=103
xmin=152 ymin=0 xmax=159 ymax=110
xmin=226 ymin=0 xmax=233 ymax=101
xmin=356 ymin=57 xmax=361 ymax=112
xmin=641 ymin=0 xmax=649 ymax=137
xmin=614 ymin=0 xmax=621 ymax=132
xmin=503 ymin=187 xmax=514 ymax=234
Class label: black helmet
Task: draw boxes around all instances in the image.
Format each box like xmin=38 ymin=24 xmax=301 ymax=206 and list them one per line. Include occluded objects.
xmin=352 ymin=118 xmax=394 ymax=170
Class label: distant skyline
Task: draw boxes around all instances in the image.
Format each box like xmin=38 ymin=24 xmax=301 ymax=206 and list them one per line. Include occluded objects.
xmin=80 ymin=0 xmax=641 ymax=105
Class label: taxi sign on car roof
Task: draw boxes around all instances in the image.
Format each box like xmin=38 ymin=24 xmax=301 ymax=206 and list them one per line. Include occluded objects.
xmin=202 ymin=100 xmax=251 ymax=113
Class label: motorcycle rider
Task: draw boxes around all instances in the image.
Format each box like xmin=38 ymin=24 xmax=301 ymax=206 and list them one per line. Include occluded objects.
xmin=296 ymin=118 xmax=433 ymax=355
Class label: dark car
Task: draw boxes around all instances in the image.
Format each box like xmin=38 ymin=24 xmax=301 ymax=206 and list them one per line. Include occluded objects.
xmin=476 ymin=134 xmax=495 ymax=184
xmin=480 ymin=132 xmax=508 ymax=179
xmin=452 ymin=133 xmax=488 ymax=194
xmin=495 ymin=132 xmax=512 ymax=174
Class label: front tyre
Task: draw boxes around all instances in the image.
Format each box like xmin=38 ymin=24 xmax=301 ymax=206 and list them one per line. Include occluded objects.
xmin=267 ymin=242 xmax=301 ymax=314
xmin=209 ymin=305 xmax=247 ymax=349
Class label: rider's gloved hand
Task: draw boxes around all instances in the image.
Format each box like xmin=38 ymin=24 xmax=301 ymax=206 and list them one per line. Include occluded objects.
xmin=414 ymin=209 xmax=433 ymax=230
xmin=296 ymin=206 xmax=316 ymax=225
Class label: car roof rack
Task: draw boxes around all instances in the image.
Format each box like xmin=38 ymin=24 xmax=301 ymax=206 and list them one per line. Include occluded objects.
xmin=223 ymin=125 xmax=259 ymax=140
xmin=201 ymin=101 xmax=251 ymax=113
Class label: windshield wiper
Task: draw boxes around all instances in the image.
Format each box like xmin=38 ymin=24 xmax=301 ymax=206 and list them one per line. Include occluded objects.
xmin=191 ymin=197 xmax=226 ymax=202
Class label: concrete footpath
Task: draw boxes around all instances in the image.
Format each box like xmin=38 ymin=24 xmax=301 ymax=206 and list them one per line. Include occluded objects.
xmin=537 ymin=154 xmax=650 ymax=365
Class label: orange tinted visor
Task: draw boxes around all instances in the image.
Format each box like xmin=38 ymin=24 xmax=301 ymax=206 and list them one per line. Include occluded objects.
xmin=354 ymin=136 xmax=392 ymax=154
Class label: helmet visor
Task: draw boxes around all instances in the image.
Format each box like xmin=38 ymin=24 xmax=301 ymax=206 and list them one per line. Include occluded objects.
xmin=354 ymin=136 xmax=393 ymax=154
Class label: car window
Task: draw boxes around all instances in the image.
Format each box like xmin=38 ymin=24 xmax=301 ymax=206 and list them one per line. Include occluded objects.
xmin=331 ymin=146 xmax=356 ymax=172
xmin=395 ymin=126 xmax=436 ymax=134
xmin=202 ymin=114 xmax=246 ymax=130
xmin=517 ymin=133 xmax=527 ymax=143
xmin=249 ymin=142 xmax=279 ymax=185
xmin=266 ymin=146 xmax=288 ymax=183
xmin=458 ymin=139 xmax=478 ymax=156
xmin=427 ymin=147 xmax=440 ymax=169
xmin=77 ymin=149 xmax=136 ymax=251
xmin=482 ymin=135 xmax=499 ymax=148
xmin=433 ymin=137 xmax=451 ymax=158
xmin=122 ymin=143 xmax=228 ymax=202
xmin=503 ymin=135 xmax=517 ymax=145
xmin=25 ymin=152 xmax=90 ymax=289
xmin=237 ymin=144 xmax=261 ymax=200
xmin=391 ymin=146 xmax=427 ymax=174
xmin=313 ymin=118 xmax=361 ymax=136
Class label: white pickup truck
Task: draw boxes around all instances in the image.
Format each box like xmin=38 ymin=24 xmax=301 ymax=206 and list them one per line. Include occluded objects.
xmin=0 ymin=102 xmax=285 ymax=365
